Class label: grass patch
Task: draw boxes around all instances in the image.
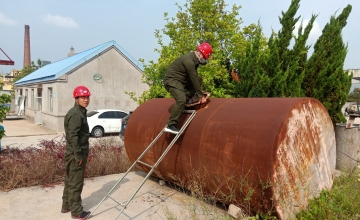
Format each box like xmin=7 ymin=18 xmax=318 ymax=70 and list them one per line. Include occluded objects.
xmin=0 ymin=136 xmax=131 ymax=191
xmin=160 ymin=169 xmax=276 ymax=220
xmin=296 ymin=167 xmax=360 ymax=220
xmin=161 ymin=167 xmax=360 ymax=220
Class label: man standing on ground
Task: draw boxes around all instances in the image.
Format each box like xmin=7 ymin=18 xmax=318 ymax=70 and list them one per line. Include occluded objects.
xmin=163 ymin=42 xmax=212 ymax=134
xmin=61 ymin=85 xmax=91 ymax=219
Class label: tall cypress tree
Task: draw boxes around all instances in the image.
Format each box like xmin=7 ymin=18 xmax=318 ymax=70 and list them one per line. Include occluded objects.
xmin=267 ymin=0 xmax=301 ymax=97
xmin=285 ymin=14 xmax=317 ymax=97
xmin=234 ymin=23 xmax=270 ymax=97
xmin=303 ymin=5 xmax=352 ymax=123
xmin=233 ymin=0 xmax=316 ymax=98
xmin=235 ymin=23 xmax=271 ymax=97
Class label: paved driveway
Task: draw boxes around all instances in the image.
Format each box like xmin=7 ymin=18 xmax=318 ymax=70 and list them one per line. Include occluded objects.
xmin=0 ymin=118 xmax=125 ymax=150
xmin=1 ymin=118 xmax=56 ymax=137
xmin=1 ymin=119 xmax=58 ymax=149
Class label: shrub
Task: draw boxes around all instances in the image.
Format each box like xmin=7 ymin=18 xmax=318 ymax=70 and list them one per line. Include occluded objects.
xmin=0 ymin=136 xmax=131 ymax=191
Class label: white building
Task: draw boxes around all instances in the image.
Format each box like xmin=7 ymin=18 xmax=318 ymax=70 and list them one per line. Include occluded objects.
xmin=14 ymin=40 xmax=149 ymax=132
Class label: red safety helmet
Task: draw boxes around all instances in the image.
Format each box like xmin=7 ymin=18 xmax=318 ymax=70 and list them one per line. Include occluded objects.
xmin=197 ymin=42 xmax=212 ymax=59
xmin=73 ymin=86 xmax=91 ymax=98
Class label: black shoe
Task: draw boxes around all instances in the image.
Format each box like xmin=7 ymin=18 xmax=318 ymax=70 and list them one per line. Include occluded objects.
xmin=164 ymin=125 xmax=180 ymax=134
xmin=72 ymin=211 xmax=91 ymax=219
xmin=187 ymin=95 xmax=200 ymax=105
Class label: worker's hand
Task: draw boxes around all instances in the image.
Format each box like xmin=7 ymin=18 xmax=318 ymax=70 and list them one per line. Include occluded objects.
xmin=78 ymin=160 xmax=83 ymax=165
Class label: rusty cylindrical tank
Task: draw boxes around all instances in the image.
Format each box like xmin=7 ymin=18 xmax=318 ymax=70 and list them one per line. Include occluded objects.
xmin=124 ymin=98 xmax=336 ymax=219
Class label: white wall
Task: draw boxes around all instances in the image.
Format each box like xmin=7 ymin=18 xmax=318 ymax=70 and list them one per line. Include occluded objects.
xmin=58 ymin=47 xmax=148 ymax=115
xmin=16 ymin=46 xmax=149 ymax=133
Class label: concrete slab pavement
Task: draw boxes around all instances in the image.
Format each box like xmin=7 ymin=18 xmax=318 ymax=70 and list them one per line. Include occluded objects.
xmin=1 ymin=134 xmax=64 ymax=149
xmin=0 ymin=119 xmax=121 ymax=149
xmin=1 ymin=118 xmax=59 ymax=150
xmin=1 ymin=118 xmax=56 ymax=137
xmin=0 ymin=171 xmax=226 ymax=220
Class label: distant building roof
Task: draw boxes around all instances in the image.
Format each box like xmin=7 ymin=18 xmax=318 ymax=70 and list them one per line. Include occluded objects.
xmin=14 ymin=40 xmax=143 ymax=86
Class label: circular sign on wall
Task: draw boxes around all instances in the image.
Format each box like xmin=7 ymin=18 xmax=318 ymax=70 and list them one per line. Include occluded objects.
xmin=93 ymin=73 xmax=102 ymax=81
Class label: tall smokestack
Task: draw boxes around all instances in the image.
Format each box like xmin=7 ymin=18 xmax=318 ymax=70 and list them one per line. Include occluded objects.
xmin=24 ymin=25 xmax=31 ymax=67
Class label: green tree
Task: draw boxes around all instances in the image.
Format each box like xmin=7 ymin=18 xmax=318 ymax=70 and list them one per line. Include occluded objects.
xmin=347 ymin=88 xmax=360 ymax=102
xmin=129 ymin=0 xmax=264 ymax=104
xmin=265 ymin=0 xmax=317 ymax=98
xmin=233 ymin=23 xmax=270 ymax=97
xmin=233 ymin=0 xmax=315 ymax=98
xmin=287 ymin=14 xmax=317 ymax=97
xmin=11 ymin=59 xmax=42 ymax=96
xmin=268 ymin=0 xmax=301 ymax=97
xmin=0 ymin=81 xmax=11 ymax=138
xmin=14 ymin=59 xmax=42 ymax=83
xmin=303 ymin=5 xmax=352 ymax=123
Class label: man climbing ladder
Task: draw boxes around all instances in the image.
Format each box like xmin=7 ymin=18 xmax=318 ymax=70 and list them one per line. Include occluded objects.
xmin=163 ymin=42 xmax=213 ymax=134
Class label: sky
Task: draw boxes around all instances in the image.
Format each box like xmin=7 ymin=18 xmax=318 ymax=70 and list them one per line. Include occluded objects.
xmin=0 ymin=0 xmax=359 ymax=75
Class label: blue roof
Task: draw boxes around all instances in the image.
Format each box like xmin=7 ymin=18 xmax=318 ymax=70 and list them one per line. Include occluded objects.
xmin=14 ymin=40 xmax=143 ymax=86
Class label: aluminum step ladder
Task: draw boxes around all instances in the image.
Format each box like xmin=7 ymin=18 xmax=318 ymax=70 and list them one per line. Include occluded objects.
xmin=87 ymin=109 xmax=197 ymax=219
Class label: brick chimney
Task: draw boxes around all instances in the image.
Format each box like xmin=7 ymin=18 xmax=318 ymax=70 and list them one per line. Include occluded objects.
xmin=23 ymin=25 xmax=31 ymax=67
xmin=68 ymin=46 xmax=75 ymax=57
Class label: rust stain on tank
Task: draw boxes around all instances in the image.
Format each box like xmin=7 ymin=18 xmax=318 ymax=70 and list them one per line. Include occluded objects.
xmin=124 ymin=98 xmax=336 ymax=219
xmin=272 ymin=100 xmax=335 ymax=218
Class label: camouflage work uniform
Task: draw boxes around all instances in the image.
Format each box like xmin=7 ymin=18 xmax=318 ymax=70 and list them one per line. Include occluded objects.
xmin=62 ymin=104 xmax=90 ymax=216
xmin=163 ymin=51 xmax=203 ymax=126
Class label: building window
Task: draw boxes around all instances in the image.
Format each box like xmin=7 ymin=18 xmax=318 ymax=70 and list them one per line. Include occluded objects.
xmin=36 ymin=88 xmax=42 ymax=111
xmin=48 ymin=88 xmax=53 ymax=112
xmin=31 ymin=89 xmax=34 ymax=108
xmin=25 ymin=89 xmax=28 ymax=107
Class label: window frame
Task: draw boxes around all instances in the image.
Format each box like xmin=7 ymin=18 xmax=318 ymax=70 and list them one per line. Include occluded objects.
xmin=48 ymin=87 xmax=53 ymax=112
xmin=31 ymin=89 xmax=34 ymax=108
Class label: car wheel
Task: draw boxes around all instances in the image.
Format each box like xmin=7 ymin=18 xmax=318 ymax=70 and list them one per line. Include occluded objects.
xmin=91 ymin=126 xmax=104 ymax=138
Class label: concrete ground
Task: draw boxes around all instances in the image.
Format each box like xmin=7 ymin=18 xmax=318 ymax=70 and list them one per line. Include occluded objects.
xmin=1 ymin=119 xmax=120 ymax=149
xmin=0 ymin=171 xmax=222 ymax=220
xmin=0 ymin=118 xmax=227 ymax=219
xmin=2 ymin=118 xmax=57 ymax=137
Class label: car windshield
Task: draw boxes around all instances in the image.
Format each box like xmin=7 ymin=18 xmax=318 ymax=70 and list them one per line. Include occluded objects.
xmin=87 ymin=111 xmax=99 ymax=117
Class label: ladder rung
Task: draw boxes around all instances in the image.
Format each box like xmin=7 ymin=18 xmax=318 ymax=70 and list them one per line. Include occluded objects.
xmin=107 ymin=195 xmax=123 ymax=206
xmin=137 ymin=160 xmax=153 ymax=168
xmin=183 ymin=110 xmax=195 ymax=114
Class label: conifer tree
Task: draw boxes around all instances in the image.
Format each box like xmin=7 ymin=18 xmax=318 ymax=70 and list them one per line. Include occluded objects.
xmin=267 ymin=0 xmax=301 ymax=97
xmin=234 ymin=23 xmax=270 ymax=97
xmin=233 ymin=0 xmax=315 ymax=98
xmin=303 ymin=5 xmax=352 ymax=123
xmin=286 ymin=14 xmax=317 ymax=97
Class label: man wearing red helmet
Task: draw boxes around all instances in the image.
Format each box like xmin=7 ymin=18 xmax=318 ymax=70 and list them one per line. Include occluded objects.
xmin=61 ymin=86 xmax=91 ymax=219
xmin=163 ymin=42 xmax=212 ymax=134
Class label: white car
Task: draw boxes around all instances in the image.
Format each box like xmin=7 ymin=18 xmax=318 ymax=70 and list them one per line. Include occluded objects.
xmin=87 ymin=109 xmax=128 ymax=137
